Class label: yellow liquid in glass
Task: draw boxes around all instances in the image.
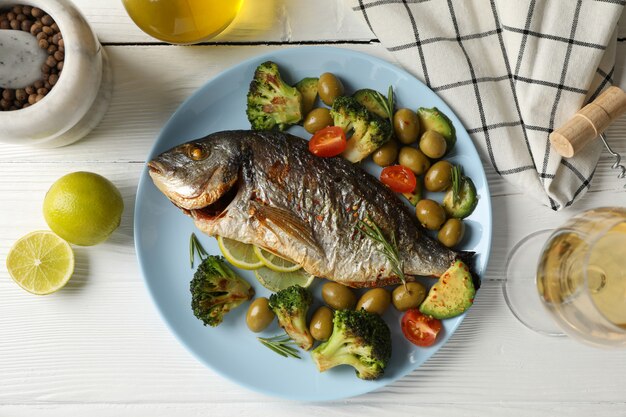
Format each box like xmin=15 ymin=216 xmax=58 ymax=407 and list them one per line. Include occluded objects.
xmin=538 ymin=213 xmax=626 ymax=330
xmin=586 ymin=223 xmax=626 ymax=328
xmin=122 ymin=0 xmax=243 ymax=44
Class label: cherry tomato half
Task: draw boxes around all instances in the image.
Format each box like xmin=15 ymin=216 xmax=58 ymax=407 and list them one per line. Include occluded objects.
xmin=380 ymin=165 xmax=417 ymax=193
xmin=309 ymin=126 xmax=347 ymax=157
xmin=401 ymin=309 xmax=442 ymax=347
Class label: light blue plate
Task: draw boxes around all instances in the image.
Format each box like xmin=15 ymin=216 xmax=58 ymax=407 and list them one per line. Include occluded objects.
xmin=134 ymin=46 xmax=492 ymax=401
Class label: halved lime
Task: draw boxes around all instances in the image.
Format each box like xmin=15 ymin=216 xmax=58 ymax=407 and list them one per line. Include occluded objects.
xmin=6 ymin=230 xmax=75 ymax=295
xmin=254 ymin=267 xmax=315 ymax=292
xmin=217 ymin=236 xmax=263 ymax=270
xmin=253 ymin=246 xmax=301 ymax=273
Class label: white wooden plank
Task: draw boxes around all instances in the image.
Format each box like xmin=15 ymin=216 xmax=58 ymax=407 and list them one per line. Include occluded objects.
xmin=0 ymin=163 xmax=140 ymax=284
xmin=1 ymin=5 xmax=626 ymax=413
xmin=68 ymin=0 xmax=626 ymax=45
xmin=0 ymin=44 xmax=395 ymax=163
xmin=1 ymin=279 xmax=626 ymax=405
xmin=2 ymin=402 xmax=626 ymax=417
xmin=1 ymin=43 xmax=625 ymax=200
xmin=0 ymin=156 xmax=624 ymax=288
xmin=69 ymin=0 xmax=374 ymax=44
xmin=1 ymin=163 xmax=626 ymax=407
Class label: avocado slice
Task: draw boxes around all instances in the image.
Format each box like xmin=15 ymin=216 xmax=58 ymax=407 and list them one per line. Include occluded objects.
xmin=402 ymin=181 xmax=422 ymax=206
xmin=417 ymin=107 xmax=456 ymax=151
xmin=353 ymin=89 xmax=390 ymax=119
xmin=419 ymin=259 xmax=475 ymax=319
xmin=442 ymin=176 xmax=477 ymax=219
xmin=295 ymin=77 xmax=319 ymax=116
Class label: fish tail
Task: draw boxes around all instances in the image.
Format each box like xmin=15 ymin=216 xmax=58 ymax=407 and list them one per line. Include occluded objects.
xmin=456 ymin=251 xmax=481 ymax=290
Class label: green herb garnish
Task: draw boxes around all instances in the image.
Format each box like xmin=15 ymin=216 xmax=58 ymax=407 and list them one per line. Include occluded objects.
xmin=189 ymin=233 xmax=209 ymax=268
xmin=371 ymin=86 xmax=395 ymax=125
xmin=258 ymin=334 xmax=302 ymax=359
xmin=451 ymin=165 xmax=462 ymax=206
xmin=356 ymin=216 xmax=406 ymax=287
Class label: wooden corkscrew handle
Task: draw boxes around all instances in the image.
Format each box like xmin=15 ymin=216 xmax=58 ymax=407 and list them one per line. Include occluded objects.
xmin=549 ymin=86 xmax=626 ymax=158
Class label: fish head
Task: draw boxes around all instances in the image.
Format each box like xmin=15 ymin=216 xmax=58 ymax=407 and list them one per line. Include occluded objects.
xmin=147 ymin=137 xmax=243 ymax=218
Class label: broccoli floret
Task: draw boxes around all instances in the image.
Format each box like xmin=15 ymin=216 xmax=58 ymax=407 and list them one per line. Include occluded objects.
xmin=330 ymin=96 xmax=369 ymax=134
xmin=330 ymin=96 xmax=392 ymax=163
xmin=268 ymin=285 xmax=314 ymax=350
xmin=190 ymin=256 xmax=255 ymax=327
xmin=311 ymin=309 xmax=392 ymax=380
xmin=342 ymin=117 xmax=392 ymax=163
xmin=246 ymin=61 xmax=303 ymax=131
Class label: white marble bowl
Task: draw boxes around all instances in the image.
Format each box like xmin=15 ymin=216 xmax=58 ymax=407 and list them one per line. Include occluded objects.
xmin=0 ymin=0 xmax=112 ymax=147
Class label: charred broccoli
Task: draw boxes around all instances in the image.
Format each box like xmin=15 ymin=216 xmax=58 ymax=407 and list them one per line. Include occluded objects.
xmin=330 ymin=96 xmax=391 ymax=163
xmin=268 ymin=285 xmax=314 ymax=350
xmin=190 ymin=256 xmax=255 ymax=327
xmin=246 ymin=61 xmax=303 ymax=131
xmin=311 ymin=309 xmax=392 ymax=380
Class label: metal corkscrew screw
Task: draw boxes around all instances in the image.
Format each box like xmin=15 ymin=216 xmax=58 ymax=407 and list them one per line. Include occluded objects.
xmin=599 ymin=133 xmax=626 ymax=188
xmin=550 ymin=86 xmax=626 ymax=190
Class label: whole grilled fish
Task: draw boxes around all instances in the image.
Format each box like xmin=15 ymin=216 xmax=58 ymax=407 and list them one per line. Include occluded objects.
xmin=148 ymin=130 xmax=472 ymax=288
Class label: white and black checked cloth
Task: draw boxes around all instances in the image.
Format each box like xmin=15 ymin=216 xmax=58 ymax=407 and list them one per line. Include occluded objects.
xmin=350 ymin=0 xmax=624 ymax=210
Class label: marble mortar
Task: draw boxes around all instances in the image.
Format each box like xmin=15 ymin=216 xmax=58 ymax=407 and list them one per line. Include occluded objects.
xmin=0 ymin=0 xmax=112 ymax=147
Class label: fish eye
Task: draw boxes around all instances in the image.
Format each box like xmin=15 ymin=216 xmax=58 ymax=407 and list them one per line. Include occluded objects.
xmin=186 ymin=144 xmax=208 ymax=161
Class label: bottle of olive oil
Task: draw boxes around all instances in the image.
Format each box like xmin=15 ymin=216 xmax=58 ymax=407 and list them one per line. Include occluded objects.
xmin=122 ymin=0 xmax=243 ymax=44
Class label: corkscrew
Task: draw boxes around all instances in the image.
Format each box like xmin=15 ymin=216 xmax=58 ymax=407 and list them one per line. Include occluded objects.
xmin=599 ymin=133 xmax=626 ymax=188
xmin=550 ymin=86 xmax=626 ymax=189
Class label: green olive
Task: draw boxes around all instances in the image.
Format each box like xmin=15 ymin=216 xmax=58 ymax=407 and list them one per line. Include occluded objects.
xmin=398 ymin=146 xmax=431 ymax=175
xmin=392 ymin=282 xmax=427 ymax=311
xmin=372 ymin=140 xmax=399 ymax=167
xmin=322 ymin=282 xmax=357 ymax=310
xmin=438 ymin=218 xmax=465 ymax=248
xmin=424 ymin=160 xmax=453 ymax=192
xmin=318 ymin=73 xmax=344 ymax=106
xmin=356 ymin=288 xmax=391 ymax=315
xmin=393 ymin=108 xmax=420 ymax=144
xmin=419 ymin=130 xmax=447 ymax=159
xmin=415 ymin=199 xmax=446 ymax=230
xmin=303 ymin=107 xmax=333 ymax=134
xmin=246 ymin=297 xmax=275 ymax=333
xmin=310 ymin=306 xmax=334 ymax=341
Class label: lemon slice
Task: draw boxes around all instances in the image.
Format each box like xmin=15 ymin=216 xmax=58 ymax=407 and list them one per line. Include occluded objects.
xmin=254 ymin=267 xmax=315 ymax=292
xmin=6 ymin=231 xmax=75 ymax=295
xmin=253 ymin=246 xmax=302 ymax=272
xmin=217 ymin=236 xmax=263 ymax=270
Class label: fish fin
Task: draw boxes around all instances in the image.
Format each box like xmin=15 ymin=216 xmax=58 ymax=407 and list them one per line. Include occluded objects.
xmin=253 ymin=204 xmax=321 ymax=252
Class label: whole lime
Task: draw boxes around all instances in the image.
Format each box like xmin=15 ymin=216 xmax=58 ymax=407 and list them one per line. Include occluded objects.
xmin=43 ymin=172 xmax=124 ymax=246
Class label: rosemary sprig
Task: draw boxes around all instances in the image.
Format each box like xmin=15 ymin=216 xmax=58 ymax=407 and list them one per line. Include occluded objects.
xmin=356 ymin=217 xmax=406 ymax=287
xmin=258 ymin=334 xmax=301 ymax=359
xmin=387 ymin=85 xmax=395 ymax=122
xmin=189 ymin=233 xmax=209 ymax=268
xmin=189 ymin=234 xmax=194 ymax=268
xmin=451 ymin=165 xmax=462 ymax=206
xmin=371 ymin=85 xmax=395 ymax=125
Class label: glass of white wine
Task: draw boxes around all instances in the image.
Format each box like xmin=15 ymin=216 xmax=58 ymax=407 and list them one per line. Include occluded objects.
xmin=503 ymin=207 xmax=626 ymax=348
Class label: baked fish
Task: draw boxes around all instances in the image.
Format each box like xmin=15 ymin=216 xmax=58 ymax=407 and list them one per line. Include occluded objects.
xmin=148 ymin=130 xmax=473 ymax=288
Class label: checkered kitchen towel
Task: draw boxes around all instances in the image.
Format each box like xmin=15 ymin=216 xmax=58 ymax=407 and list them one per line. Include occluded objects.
xmin=350 ymin=0 xmax=624 ymax=210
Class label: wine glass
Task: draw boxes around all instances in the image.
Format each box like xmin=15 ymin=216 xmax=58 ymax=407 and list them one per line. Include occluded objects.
xmin=503 ymin=207 xmax=626 ymax=348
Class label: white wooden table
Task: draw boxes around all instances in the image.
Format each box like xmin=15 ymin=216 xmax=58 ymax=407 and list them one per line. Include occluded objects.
xmin=2 ymin=2 xmax=626 ymax=416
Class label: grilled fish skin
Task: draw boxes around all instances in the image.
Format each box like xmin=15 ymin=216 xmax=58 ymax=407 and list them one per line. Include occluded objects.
xmin=148 ymin=130 xmax=470 ymax=288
